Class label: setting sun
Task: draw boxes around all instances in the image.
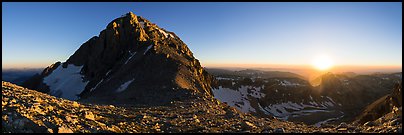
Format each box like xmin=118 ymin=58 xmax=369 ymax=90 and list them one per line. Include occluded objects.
xmin=312 ymin=55 xmax=334 ymax=71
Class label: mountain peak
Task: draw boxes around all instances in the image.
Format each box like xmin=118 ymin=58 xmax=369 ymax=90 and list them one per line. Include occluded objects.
xmin=126 ymin=11 xmax=136 ymax=16
xmin=23 ymin=12 xmax=215 ymax=106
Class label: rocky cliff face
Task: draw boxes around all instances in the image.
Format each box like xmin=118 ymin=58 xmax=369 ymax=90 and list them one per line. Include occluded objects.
xmin=23 ymin=12 xmax=214 ymax=106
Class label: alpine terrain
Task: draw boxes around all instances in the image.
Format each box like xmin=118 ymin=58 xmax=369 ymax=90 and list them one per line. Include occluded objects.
xmin=209 ymin=69 xmax=402 ymax=127
xmin=2 ymin=12 xmax=402 ymax=133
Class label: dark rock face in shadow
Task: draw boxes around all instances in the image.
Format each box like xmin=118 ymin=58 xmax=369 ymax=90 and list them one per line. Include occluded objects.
xmin=355 ymin=82 xmax=402 ymax=124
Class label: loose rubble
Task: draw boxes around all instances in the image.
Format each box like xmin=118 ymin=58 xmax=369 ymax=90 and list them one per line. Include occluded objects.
xmin=2 ymin=81 xmax=401 ymax=133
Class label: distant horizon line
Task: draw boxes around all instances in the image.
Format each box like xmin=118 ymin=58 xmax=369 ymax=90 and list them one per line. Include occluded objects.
xmin=3 ymin=63 xmax=402 ymax=70
xmin=203 ymin=63 xmax=402 ymax=68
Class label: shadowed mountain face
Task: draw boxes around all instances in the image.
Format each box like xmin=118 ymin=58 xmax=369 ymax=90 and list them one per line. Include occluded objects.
xmin=354 ymin=82 xmax=402 ymax=125
xmin=23 ymin=12 xmax=214 ymax=106
xmin=314 ymin=73 xmax=401 ymax=120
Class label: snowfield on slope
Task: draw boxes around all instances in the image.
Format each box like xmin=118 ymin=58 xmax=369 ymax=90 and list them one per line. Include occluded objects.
xmin=43 ymin=64 xmax=88 ymax=100
xmin=212 ymin=84 xmax=337 ymax=121
xmin=212 ymin=86 xmax=258 ymax=113
xmin=116 ymin=79 xmax=135 ymax=93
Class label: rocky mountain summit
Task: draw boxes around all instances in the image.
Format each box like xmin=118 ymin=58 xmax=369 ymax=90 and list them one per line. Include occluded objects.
xmin=3 ymin=81 xmax=401 ymax=133
xmin=23 ymin=12 xmax=214 ymax=106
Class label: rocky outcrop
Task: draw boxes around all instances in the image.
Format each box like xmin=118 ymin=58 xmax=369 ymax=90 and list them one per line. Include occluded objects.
xmin=23 ymin=12 xmax=215 ymax=106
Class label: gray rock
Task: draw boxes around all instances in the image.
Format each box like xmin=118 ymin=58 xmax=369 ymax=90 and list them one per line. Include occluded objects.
xmin=337 ymin=122 xmax=348 ymax=128
xmin=274 ymin=128 xmax=284 ymax=133
xmin=261 ymin=127 xmax=273 ymax=133
xmin=390 ymin=119 xmax=400 ymax=126
xmin=364 ymin=121 xmax=376 ymax=127
xmin=241 ymin=121 xmax=256 ymax=130
xmin=12 ymin=119 xmax=25 ymax=129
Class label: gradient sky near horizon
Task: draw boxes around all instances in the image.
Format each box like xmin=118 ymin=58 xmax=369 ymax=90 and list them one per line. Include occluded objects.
xmin=2 ymin=2 xmax=402 ymax=69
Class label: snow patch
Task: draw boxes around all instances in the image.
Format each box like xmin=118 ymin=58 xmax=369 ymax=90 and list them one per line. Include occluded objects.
xmin=213 ymin=84 xmax=335 ymax=121
xmin=280 ymin=80 xmax=301 ymax=87
xmin=90 ymin=79 xmax=103 ymax=92
xmin=309 ymin=101 xmax=319 ymax=106
xmin=157 ymin=28 xmax=174 ymax=38
xmin=216 ymin=77 xmax=234 ymax=80
xmin=116 ymin=79 xmax=135 ymax=93
xmin=261 ymin=101 xmax=331 ymax=120
xmin=212 ymin=86 xmax=256 ymax=113
xmin=144 ymin=45 xmax=153 ymax=55
xmin=314 ymin=115 xmax=345 ymax=127
xmin=258 ymin=103 xmax=271 ymax=115
xmin=322 ymin=101 xmax=334 ymax=107
xmin=106 ymin=70 xmax=112 ymax=76
xmin=342 ymin=79 xmax=350 ymax=85
xmin=43 ymin=64 xmax=88 ymax=100
xmin=125 ymin=51 xmax=137 ymax=64
xmin=139 ymin=21 xmax=145 ymax=28
xmin=326 ymin=96 xmax=336 ymax=104
xmin=244 ymin=86 xmax=266 ymax=99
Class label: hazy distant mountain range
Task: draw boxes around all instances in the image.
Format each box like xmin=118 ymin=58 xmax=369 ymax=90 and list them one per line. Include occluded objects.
xmin=2 ymin=68 xmax=42 ymax=85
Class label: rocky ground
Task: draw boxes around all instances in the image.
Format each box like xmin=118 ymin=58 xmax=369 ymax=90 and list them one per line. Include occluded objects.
xmin=2 ymin=81 xmax=401 ymax=133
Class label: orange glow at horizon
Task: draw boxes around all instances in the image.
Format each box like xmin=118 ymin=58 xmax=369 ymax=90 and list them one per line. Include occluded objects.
xmin=201 ymin=62 xmax=401 ymax=73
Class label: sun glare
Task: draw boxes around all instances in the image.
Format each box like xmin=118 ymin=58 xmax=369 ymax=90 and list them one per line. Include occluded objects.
xmin=312 ymin=55 xmax=334 ymax=71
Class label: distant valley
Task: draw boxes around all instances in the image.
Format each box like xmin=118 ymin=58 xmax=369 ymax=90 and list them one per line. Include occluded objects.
xmin=2 ymin=68 xmax=42 ymax=85
xmin=207 ymin=68 xmax=401 ymax=127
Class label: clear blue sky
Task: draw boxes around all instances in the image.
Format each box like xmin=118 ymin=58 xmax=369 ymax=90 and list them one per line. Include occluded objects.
xmin=2 ymin=2 xmax=402 ymax=69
